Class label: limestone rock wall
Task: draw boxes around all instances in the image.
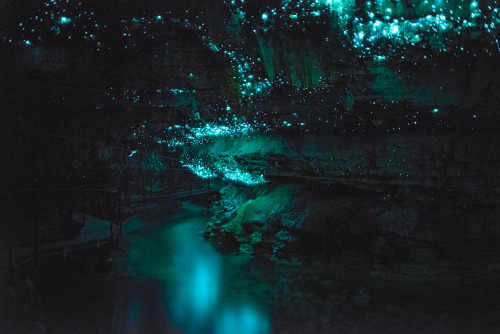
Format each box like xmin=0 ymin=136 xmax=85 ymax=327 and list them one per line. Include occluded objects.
xmin=204 ymin=130 xmax=500 ymax=280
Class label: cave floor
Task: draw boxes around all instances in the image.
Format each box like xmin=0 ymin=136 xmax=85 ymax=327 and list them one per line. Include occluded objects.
xmin=33 ymin=202 xmax=500 ymax=334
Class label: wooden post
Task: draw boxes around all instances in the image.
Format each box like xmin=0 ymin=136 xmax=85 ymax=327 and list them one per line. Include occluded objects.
xmin=149 ymin=171 xmax=153 ymax=200
xmin=82 ymin=188 xmax=86 ymax=226
xmin=118 ymin=189 xmax=123 ymax=237
xmin=189 ymin=179 xmax=192 ymax=200
xmin=125 ymin=169 xmax=129 ymax=204
xmin=33 ymin=190 xmax=39 ymax=269
xmin=110 ymin=190 xmax=114 ymax=248
xmin=8 ymin=192 xmax=14 ymax=274
xmin=69 ymin=191 xmax=73 ymax=221
xmin=83 ymin=155 xmax=87 ymax=227
xmin=142 ymin=174 xmax=146 ymax=205
xmin=117 ymin=190 xmax=122 ymax=221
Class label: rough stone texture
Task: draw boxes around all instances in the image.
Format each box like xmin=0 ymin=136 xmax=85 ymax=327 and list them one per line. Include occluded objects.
xmin=207 ymin=177 xmax=500 ymax=280
xmin=204 ymin=128 xmax=500 ymax=280
xmin=192 ymin=131 xmax=500 ymax=190
xmin=2 ymin=0 xmax=500 ymax=281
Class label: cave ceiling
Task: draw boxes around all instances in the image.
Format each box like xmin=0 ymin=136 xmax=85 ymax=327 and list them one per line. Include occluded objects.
xmin=1 ymin=0 xmax=500 ymax=185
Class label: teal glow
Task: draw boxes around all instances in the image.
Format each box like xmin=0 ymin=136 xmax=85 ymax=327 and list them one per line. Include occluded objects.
xmin=58 ymin=16 xmax=71 ymax=24
xmin=180 ymin=158 xmax=266 ymax=186
xmin=167 ymin=219 xmax=221 ymax=329
xmin=208 ymin=42 xmax=220 ymax=52
xmin=215 ymin=305 xmax=270 ymax=334
xmin=221 ymin=167 xmax=265 ymax=185
xmin=352 ymin=13 xmax=454 ymax=52
xmin=126 ymin=205 xmax=269 ymax=333
xmin=80 ymin=0 xmax=500 ymax=192
xmin=7 ymin=0 xmax=500 ymax=58
xmin=231 ymin=53 xmax=271 ymax=97
xmin=129 ymin=150 xmax=138 ymax=157
xmin=142 ymin=153 xmax=165 ymax=172
xmin=188 ymin=258 xmax=220 ymax=316
xmin=320 ymin=0 xmax=355 ymax=28
xmin=190 ymin=122 xmax=254 ymax=140
xmin=185 ymin=163 xmax=218 ymax=179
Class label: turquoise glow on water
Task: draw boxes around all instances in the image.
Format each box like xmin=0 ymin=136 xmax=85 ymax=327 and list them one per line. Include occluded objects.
xmin=118 ymin=203 xmax=270 ymax=334
xmin=112 ymin=202 xmax=500 ymax=334
xmin=216 ymin=304 xmax=270 ymax=334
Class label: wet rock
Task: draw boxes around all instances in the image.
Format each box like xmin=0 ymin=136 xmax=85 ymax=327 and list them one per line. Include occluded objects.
xmin=485 ymin=207 xmax=500 ymax=238
xmin=273 ymin=230 xmax=295 ymax=253
xmin=377 ymin=208 xmax=419 ymax=237
xmin=353 ymin=286 xmax=371 ymax=308
xmin=0 ymin=320 xmax=47 ymax=334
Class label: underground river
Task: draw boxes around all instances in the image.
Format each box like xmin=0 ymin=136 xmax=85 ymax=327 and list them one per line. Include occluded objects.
xmin=35 ymin=201 xmax=500 ymax=334
xmin=112 ymin=202 xmax=270 ymax=334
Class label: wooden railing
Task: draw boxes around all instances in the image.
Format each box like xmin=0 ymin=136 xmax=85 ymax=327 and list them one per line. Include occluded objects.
xmin=0 ymin=167 xmax=218 ymax=277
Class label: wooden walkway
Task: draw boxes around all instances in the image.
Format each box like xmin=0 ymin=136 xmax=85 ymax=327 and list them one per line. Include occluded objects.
xmin=1 ymin=175 xmax=221 ymax=281
xmin=10 ymin=215 xmax=118 ymax=271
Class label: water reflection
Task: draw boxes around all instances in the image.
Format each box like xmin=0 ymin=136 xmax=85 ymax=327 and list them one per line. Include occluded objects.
xmin=115 ymin=203 xmax=270 ymax=334
xmin=216 ymin=304 xmax=270 ymax=334
xmin=168 ymin=222 xmax=221 ymax=332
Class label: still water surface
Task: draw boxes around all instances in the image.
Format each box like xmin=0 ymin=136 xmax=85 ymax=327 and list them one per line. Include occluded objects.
xmin=112 ymin=202 xmax=271 ymax=334
xmin=40 ymin=201 xmax=500 ymax=333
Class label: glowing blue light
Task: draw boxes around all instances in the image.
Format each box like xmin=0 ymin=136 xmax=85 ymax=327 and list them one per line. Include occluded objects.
xmin=262 ymin=13 xmax=268 ymax=21
xmin=129 ymin=150 xmax=138 ymax=157
xmin=168 ymin=223 xmax=222 ymax=328
xmin=24 ymin=40 xmax=31 ymax=45
xmin=221 ymin=167 xmax=265 ymax=185
xmin=215 ymin=305 xmax=270 ymax=334
xmin=431 ymin=108 xmax=439 ymax=114
xmin=185 ymin=164 xmax=217 ymax=179
xmin=59 ymin=16 xmax=71 ymax=24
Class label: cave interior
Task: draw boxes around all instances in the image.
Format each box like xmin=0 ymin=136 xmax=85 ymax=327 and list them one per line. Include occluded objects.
xmin=1 ymin=0 xmax=500 ymax=333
